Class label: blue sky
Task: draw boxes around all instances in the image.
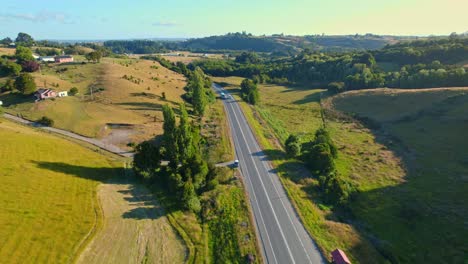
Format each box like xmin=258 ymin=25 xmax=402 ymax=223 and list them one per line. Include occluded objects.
xmin=0 ymin=0 xmax=467 ymax=39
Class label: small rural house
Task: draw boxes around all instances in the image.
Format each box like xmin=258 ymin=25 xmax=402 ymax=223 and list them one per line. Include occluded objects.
xmin=35 ymin=89 xmax=57 ymax=100
xmin=32 ymin=54 xmax=40 ymax=59
xmin=55 ymin=55 xmax=74 ymax=63
xmin=57 ymin=91 xmax=68 ymax=97
xmin=39 ymin=56 xmax=55 ymax=62
xmin=331 ymin=249 xmax=351 ymax=264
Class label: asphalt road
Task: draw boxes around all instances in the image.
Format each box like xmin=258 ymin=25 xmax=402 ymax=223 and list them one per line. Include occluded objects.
xmin=213 ymin=84 xmax=325 ymax=264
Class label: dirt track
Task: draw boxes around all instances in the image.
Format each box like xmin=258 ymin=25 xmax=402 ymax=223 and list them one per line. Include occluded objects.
xmin=77 ymin=177 xmax=186 ymax=264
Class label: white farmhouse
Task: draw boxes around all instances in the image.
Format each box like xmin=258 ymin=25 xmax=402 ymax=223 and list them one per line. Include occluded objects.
xmin=58 ymin=91 xmax=68 ymax=97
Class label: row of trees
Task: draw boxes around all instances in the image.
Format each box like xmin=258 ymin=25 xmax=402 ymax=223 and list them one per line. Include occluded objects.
xmin=285 ymin=128 xmax=352 ymax=205
xmin=133 ymin=104 xmax=218 ymax=212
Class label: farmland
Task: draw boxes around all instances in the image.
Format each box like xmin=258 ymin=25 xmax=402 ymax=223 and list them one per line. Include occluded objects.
xmin=0 ymin=118 xmax=187 ymax=263
xmin=0 ymin=54 xmax=186 ymax=149
xmin=0 ymin=118 xmax=121 ymax=263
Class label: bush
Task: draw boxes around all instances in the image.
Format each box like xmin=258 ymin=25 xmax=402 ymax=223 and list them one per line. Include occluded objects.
xmin=14 ymin=73 xmax=36 ymax=95
xmin=327 ymin=82 xmax=345 ymax=94
xmin=37 ymin=116 xmax=54 ymax=126
xmin=21 ymin=60 xmax=40 ymax=72
xmin=69 ymin=87 xmax=79 ymax=96
xmin=285 ymin=134 xmax=301 ymax=158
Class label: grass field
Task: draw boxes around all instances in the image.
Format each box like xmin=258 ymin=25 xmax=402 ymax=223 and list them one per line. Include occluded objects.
xmin=77 ymin=176 xmax=186 ymax=264
xmin=1 ymin=57 xmax=186 ymax=148
xmin=0 ymin=118 xmax=121 ymax=263
xmin=330 ymin=87 xmax=468 ymax=263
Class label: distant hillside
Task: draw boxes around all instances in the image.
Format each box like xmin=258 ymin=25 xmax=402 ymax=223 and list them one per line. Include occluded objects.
xmin=181 ymin=32 xmax=297 ymax=53
xmin=181 ymin=33 xmax=410 ymax=53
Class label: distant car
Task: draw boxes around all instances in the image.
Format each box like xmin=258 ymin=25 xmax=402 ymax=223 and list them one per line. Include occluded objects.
xmin=234 ymin=159 xmax=239 ymax=167
xmin=220 ymin=92 xmax=227 ymax=99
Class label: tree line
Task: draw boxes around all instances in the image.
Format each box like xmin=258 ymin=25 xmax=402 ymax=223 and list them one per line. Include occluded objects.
xmin=192 ymin=37 xmax=468 ymax=92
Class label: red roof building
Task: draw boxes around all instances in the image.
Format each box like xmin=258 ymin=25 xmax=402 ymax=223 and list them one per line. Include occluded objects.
xmin=55 ymin=55 xmax=74 ymax=63
xmin=331 ymin=249 xmax=351 ymax=264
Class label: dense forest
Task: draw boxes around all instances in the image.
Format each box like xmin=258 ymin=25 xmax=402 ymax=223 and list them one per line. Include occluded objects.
xmin=192 ymin=36 xmax=468 ymax=91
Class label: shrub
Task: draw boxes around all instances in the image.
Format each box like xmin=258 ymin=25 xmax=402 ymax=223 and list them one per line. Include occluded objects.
xmin=327 ymin=82 xmax=345 ymax=94
xmin=21 ymin=60 xmax=40 ymax=72
xmin=37 ymin=116 xmax=54 ymax=126
xmin=285 ymin=134 xmax=301 ymax=158
xmin=69 ymin=87 xmax=79 ymax=96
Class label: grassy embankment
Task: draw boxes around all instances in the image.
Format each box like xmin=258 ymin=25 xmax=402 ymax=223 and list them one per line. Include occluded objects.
xmin=330 ymin=88 xmax=468 ymax=263
xmin=0 ymin=54 xmax=185 ymax=147
xmin=0 ymin=118 xmax=121 ymax=263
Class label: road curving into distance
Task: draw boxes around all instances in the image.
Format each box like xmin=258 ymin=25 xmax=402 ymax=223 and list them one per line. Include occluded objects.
xmin=214 ymin=84 xmax=325 ymax=264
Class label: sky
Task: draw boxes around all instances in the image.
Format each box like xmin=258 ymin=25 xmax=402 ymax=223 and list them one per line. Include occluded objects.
xmin=0 ymin=0 xmax=467 ymax=40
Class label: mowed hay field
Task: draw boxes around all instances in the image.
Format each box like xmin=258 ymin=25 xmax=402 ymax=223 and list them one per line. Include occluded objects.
xmin=1 ymin=57 xmax=186 ymax=147
xmin=330 ymin=88 xmax=468 ymax=263
xmin=77 ymin=177 xmax=186 ymax=264
xmin=0 ymin=119 xmax=121 ymax=263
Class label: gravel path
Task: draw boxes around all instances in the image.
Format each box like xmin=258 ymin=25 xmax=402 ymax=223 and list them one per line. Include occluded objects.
xmin=3 ymin=113 xmax=134 ymax=157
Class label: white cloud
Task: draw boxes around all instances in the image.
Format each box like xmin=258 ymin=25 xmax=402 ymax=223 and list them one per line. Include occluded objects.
xmin=0 ymin=10 xmax=75 ymax=24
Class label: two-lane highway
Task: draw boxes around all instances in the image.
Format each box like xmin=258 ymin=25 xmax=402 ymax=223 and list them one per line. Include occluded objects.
xmin=214 ymin=84 xmax=325 ymax=264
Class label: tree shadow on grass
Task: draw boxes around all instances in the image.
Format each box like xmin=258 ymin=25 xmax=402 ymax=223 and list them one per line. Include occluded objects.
xmin=251 ymin=149 xmax=286 ymax=161
xmin=33 ymin=161 xmax=167 ymax=220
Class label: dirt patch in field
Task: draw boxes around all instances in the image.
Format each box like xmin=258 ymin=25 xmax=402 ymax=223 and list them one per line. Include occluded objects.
xmin=77 ymin=177 xmax=186 ymax=264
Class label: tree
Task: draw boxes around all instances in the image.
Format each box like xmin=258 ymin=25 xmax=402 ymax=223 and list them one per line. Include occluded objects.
xmin=37 ymin=116 xmax=54 ymax=126
xmin=240 ymin=78 xmax=259 ymax=105
xmin=15 ymin=46 xmax=34 ymax=64
xmin=0 ymin=59 xmax=22 ymax=76
xmin=69 ymin=87 xmax=79 ymax=96
xmin=21 ymin=60 xmax=40 ymax=72
xmin=182 ymin=179 xmax=201 ymax=213
xmin=1 ymin=79 xmax=15 ymax=92
xmin=85 ymin=51 xmax=102 ymax=63
xmin=0 ymin=37 xmax=13 ymax=45
xmin=15 ymin=32 xmax=34 ymax=46
xmin=133 ymin=141 xmax=161 ymax=180
xmin=285 ymin=134 xmax=301 ymax=158
xmin=327 ymin=82 xmax=345 ymax=94
xmin=318 ymin=172 xmax=353 ymax=205
xmin=191 ymin=68 xmax=207 ymax=116
xmin=177 ymin=104 xmax=194 ymax=163
xmin=14 ymin=73 xmax=36 ymax=95
xmin=162 ymin=104 xmax=179 ymax=168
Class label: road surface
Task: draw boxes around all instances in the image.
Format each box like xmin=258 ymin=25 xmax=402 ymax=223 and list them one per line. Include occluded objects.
xmin=213 ymin=84 xmax=325 ymax=264
xmin=2 ymin=113 xmax=134 ymax=157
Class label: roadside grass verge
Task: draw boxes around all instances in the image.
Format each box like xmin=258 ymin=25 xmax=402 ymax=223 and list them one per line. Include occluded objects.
xmin=0 ymin=118 xmax=122 ymax=263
